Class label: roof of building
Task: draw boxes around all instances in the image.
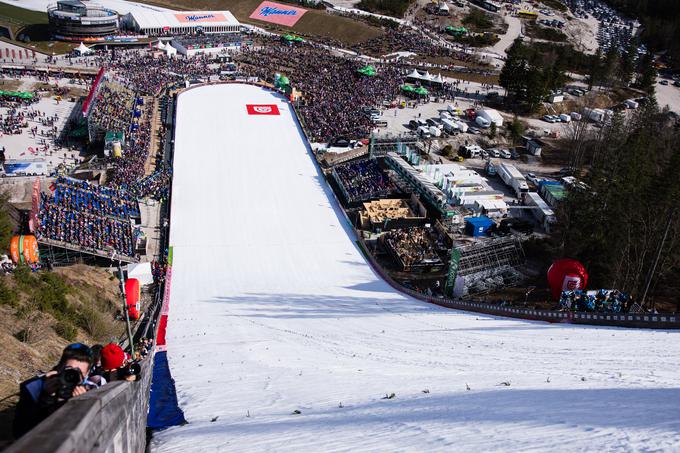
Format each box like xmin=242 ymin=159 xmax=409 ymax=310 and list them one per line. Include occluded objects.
xmin=363 ymin=199 xmax=419 ymax=223
xmin=130 ymin=10 xmax=240 ymax=29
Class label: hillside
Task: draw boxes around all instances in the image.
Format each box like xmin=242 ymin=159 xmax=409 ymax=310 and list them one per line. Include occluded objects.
xmin=0 ymin=265 xmax=125 ymax=449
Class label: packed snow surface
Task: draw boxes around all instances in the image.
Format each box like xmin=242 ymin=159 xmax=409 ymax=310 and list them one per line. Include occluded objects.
xmin=151 ymin=84 xmax=680 ymax=452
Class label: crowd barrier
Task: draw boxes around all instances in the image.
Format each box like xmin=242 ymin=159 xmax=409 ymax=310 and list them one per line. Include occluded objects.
xmin=355 ymin=238 xmax=680 ymax=330
xmin=5 ymin=358 xmax=153 ymax=453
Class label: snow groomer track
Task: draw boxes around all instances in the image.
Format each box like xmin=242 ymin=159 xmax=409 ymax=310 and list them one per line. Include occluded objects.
xmin=151 ymin=84 xmax=680 ymax=452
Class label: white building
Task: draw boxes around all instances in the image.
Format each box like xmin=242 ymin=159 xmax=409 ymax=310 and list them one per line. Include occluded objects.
xmin=418 ymin=163 xmax=508 ymax=214
xmin=128 ymin=10 xmax=241 ymax=36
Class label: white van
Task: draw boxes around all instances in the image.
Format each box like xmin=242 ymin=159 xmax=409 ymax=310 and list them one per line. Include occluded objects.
xmin=417 ymin=126 xmax=431 ymax=138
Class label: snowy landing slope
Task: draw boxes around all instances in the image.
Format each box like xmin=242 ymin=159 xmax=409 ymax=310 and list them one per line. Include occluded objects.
xmin=151 ymin=84 xmax=680 ymax=453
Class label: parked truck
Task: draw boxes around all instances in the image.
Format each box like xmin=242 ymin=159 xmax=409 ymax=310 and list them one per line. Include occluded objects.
xmin=497 ymin=162 xmax=529 ymax=199
xmin=0 ymin=159 xmax=49 ymax=177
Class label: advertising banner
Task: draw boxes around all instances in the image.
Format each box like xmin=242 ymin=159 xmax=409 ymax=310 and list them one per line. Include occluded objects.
xmin=174 ymin=12 xmax=227 ymax=23
xmin=249 ymin=1 xmax=307 ymax=27
xmin=246 ymin=104 xmax=280 ymax=115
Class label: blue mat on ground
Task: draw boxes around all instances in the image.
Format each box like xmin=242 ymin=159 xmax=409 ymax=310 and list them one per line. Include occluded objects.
xmin=148 ymin=351 xmax=186 ymax=430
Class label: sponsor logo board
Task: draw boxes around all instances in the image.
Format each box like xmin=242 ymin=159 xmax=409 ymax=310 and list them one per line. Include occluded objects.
xmin=175 ymin=13 xmax=227 ymax=23
xmin=249 ymin=1 xmax=307 ymax=27
xmin=246 ymin=104 xmax=280 ymax=115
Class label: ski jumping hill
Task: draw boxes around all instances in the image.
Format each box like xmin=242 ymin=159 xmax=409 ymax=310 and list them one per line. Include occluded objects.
xmin=151 ymin=84 xmax=680 ymax=452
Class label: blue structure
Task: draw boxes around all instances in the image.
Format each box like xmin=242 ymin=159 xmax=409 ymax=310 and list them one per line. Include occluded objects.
xmin=464 ymin=216 xmax=494 ymax=237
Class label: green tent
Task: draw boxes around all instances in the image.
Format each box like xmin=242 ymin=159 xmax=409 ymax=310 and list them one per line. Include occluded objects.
xmin=283 ymin=34 xmax=295 ymax=41
xmin=400 ymin=84 xmax=415 ymax=93
xmin=357 ymin=65 xmax=377 ymax=77
xmin=293 ymin=36 xmax=304 ymax=42
xmin=279 ymin=76 xmax=290 ymax=86
xmin=445 ymin=26 xmax=467 ymax=35
xmin=415 ymin=86 xmax=429 ymax=96
xmin=0 ymin=90 xmax=34 ymax=99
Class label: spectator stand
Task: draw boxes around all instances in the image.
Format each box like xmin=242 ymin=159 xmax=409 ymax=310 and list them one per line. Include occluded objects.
xmin=380 ymin=227 xmax=446 ymax=272
xmin=330 ymin=158 xmax=399 ymax=208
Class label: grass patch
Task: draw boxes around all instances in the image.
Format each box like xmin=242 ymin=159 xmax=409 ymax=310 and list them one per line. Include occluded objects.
xmin=540 ymin=0 xmax=568 ymax=12
xmin=356 ymin=0 xmax=413 ymax=18
xmin=0 ymin=2 xmax=48 ymax=34
xmin=462 ymin=9 xmax=493 ymax=31
xmin=0 ymin=2 xmax=77 ymax=55
xmin=449 ymin=32 xmax=499 ymax=47
xmin=0 ymin=3 xmax=75 ymax=54
xmin=525 ymin=23 xmax=567 ymax=42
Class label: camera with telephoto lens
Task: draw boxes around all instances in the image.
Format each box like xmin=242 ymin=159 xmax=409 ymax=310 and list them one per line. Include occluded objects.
xmin=119 ymin=361 xmax=141 ymax=378
xmin=57 ymin=367 xmax=83 ymax=400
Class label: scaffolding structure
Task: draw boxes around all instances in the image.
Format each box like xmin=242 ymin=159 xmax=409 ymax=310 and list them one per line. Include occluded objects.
xmin=446 ymin=236 xmax=526 ymax=296
xmin=369 ymin=135 xmax=418 ymax=157
xmin=38 ymin=238 xmax=138 ymax=266
xmin=457 ymin=237 xmax=525 ymax=276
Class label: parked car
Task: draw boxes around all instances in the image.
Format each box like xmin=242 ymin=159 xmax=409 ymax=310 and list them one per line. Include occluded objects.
xmin=487 ymin=148 xmax=500 ymax=158
xmin=660 ymin=80 xmax=669 ymax=86
xmin=510 ymin=149 xmax=520 ymax=159
xmin=526 ymin=172 xmax=542 ymax=186
xmin=500 ymin=149 xmax=512 ymax=159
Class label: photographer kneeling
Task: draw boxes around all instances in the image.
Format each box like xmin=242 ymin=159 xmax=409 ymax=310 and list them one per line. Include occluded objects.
xmin=13 ymin=343 xmax=105 ymax=438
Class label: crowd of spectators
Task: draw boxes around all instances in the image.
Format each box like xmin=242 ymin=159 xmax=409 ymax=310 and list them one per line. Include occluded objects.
xmin=106 ymin=100 xmax=154 ymax=189
xmin=52 ymin=176 xmax=140 ymax=220
xmin=87 ymin=83 xmax=135 ymax=136
xmin=559 ymin=289 xmax=632 ymax=313
xmin=175 ymin=33 xmax=246 ymax=49
xmin=333 ymin=159 xmax=397 ymax=203
xmin=129 ymin=164 xmax=172 ymax=201
xmin=37 ymin=192 xmax=138 ymax=258
xmin=237 ymin=41 xmax=402 ymax=142
xmin=382 ymin=227 xmax=443 ymax=271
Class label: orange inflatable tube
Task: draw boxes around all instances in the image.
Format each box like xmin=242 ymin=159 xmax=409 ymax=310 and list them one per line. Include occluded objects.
xmin=9 ymin=235 xmax=39 ymax=264
xmin=125 ymin=278 xmax=141 ymax=320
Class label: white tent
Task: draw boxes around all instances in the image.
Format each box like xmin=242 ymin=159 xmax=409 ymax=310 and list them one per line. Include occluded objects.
xmin=405 ymin=69 xmax=445 ymax=85
xmin=76 ymin=42 xmax=93 ymax=55
xmin=127 ymin=262 xmax=154 ymax=286
xmin=165 ymin=43 xmax=178 ymax=57
xmin=156 ymin=40 xmax=167 ymax=50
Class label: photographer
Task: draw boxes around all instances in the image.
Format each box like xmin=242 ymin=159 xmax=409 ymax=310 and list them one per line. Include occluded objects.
xmin=13 ymin=343 xmax=104 ymax=438
xmin=100 ymin=343 xmax=140 ymax=382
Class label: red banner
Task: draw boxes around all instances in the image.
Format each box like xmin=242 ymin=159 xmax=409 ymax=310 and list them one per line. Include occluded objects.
xmin=82 ymin=67 xmax=106 ymax=118
xmin=29 ymin=177 xmax=40 ymax=233
xmin=246 ymin=104 xmax=280 ymax=115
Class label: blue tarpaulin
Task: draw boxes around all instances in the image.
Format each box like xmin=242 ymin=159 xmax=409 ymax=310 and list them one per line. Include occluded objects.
xmin=147 ymin=351 xmax=186 ymax=430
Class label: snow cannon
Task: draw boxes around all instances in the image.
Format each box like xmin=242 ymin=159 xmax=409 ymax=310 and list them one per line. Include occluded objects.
xmin=125 ymin=278 xmax=141 ymax=320
xmin=9 ymin=235 xmax=39 ymax=265
xmin=547 ymin=258 xmax=588 ymax=300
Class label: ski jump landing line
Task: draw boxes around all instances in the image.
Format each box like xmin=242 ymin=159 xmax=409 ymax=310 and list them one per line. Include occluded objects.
xmin=151 ymin=83 xmax=680 ymax=453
